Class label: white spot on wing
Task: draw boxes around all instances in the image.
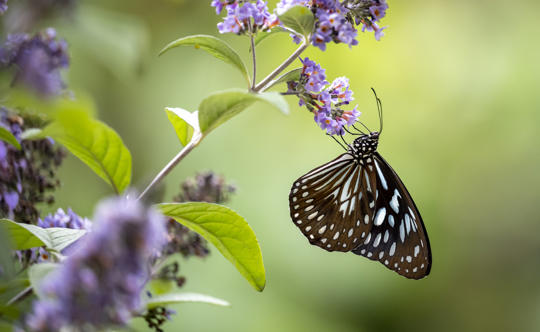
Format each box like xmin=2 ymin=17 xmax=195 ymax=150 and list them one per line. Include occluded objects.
xmin=414 ymin=245 xmax=420 ymax=257
xmin=374 ymin=208 xmax=386 ymax=226
xmin=333 ymin=232 xmax=340 ymax=240
xmin=308 ymin=212 xmax=318 ymax=220
xmin=389 ymin=242 xmax=396 ymax=256
xmin=319 ymin=226 xmax=327 ymax=234
xmin=390 ymin=189 xmax=400 ymax=213
xmin=406 ymin=256 xmax=412 ymax=263
xmin=388 ymin=215 xmax=395 ymax=227
xmin=374 ymin=160 xmax=388 ymax=190
xmin=373 ymin=233 xmax=382 ymax=247
xmin=364 ymin=233 xmax=372 ymax=244
xmin=399 ymin=221 xmax=405 ymax=242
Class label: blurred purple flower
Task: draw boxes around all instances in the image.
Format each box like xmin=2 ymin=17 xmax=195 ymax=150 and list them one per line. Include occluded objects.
xmin=26 ymin=196 xmax=167 ymax=331
xmin=0 ymin=0 xmax=7 ymax=15
xmin=0 ymin=28 xmax=69 ymax=96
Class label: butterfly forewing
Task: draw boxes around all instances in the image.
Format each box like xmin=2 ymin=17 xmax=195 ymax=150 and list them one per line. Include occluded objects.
xmin=352 ymin=152 xmax=432 ymax=279
xmin=289 ymin=154 xmax=374 ymax=252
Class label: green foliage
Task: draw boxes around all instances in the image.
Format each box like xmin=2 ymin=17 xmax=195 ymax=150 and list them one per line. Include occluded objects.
xmin=160 ymin=35 xmax=250 ymax=85
xmin=198 ymin=89 xmax=288 ymax=135
xmin=0 ymin=219 xmax=49 ymax=250
xmin=266 ymin=68 xmax=302 ymax=90
xmin=254 ymin=29 xmax=285 ymax=47
xmin=41 ymin=109 xmax=132 ymax=194
xmin=28 ymin=263 xmax=58 ymax=299
xmin=146 ymin=292 xmax=230 ymax=309
xmin=0 ymin=126 xmax=21 ymax=150
xmin=278 ymin=5 xmax=314 ymax=38
xmin=158 ymin=203 xmax=266 ymax=292
xmin=0 ymin=219 xmax=86 ymax=252
xmin=165 ymin=108 xmax=197 ymax=146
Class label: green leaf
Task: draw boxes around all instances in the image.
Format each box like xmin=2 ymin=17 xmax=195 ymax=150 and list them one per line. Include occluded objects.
xmin=28 ymin=263 xmax=58 ymax=299
xmin=198 ymin=89 xmax=289 ymax=135
xmin=160 ymin=35 xmax=250 ymax=85
xmin=41 ymin=109 xmax=132 ymax=194
xmin=46 ymin=227 xmax=87 ymax=252
xmin=0 ymin=219 xmax=48 ymax=250
xmin=0 ymin=126 xmax=21 ymax=150
xmin=265 ymin=68 xmax=302 ymax=90
xmin=165 ymin=108 xmax=198 ymax=147
xmin=159 ymin=203 xmax=266 ymax=292
xmin=278 ymin=5 xmax=314 ymax=38
xmin=254 ymin=29 xmax=285 ymax=47
xmin=0 ymin=219 xmax=87 ymax=252
xmin=146 ymin=292 xmax=230 ymax=309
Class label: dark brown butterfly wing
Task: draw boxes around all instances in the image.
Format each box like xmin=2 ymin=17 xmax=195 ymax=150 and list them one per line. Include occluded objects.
xmin=289 ymin=153 xmax=377 ymax=252
xmin=352 ymin=152 xmax=432 ymax=279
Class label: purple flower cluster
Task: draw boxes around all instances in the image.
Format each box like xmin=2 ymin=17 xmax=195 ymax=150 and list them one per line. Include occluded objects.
xmin=37 ymin=207 xmax=91 ymax=230
xmin=277 ymin=0 xmax=389 ymax=49
xmin=287 ymin=58 xmax=361 ymax=135
xmin=26 ymin=196 xmax=167 ymax=331
xmin=357 ymin=0 xmax=389 ymax=40
xmin=0 ymin=109 xmax=65 ymax=223
xmin=0 ymin=0 xmax=7 ymax=15
xmin=212 ymin=0 xmax=279 ymax=34
xmin=0 ymin=28 xmax=69 ymax=96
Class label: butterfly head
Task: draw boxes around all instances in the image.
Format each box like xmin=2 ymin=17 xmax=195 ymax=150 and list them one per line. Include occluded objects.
xmin=350 ymin=131 xmax=380 ymax=161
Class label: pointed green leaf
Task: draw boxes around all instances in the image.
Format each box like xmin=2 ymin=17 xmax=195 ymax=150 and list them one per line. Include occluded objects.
xmin=160 ymin=35 xmax=250 ymax=84
xmin=198 ymin=89 xmax=289 ymax=135
xmin=165 ymin=108 xmax=199 ymax=147
xmin=28 ymin=263 xmax=58 ymax=299
xmin=254 ymin=92 xmax=290 ymax=115
xmin=0 ymin=126 xmax=21 ymax=150
xmin=265 ymin=68 xmax=302 ymax=90
xmin=278 ymin=5 xmax=314 ymax=38
xmin=159 ymin=203 xmax=266 ymax=292
xmin=0 ymin=219 xmax=87 ymax=252
xmin=46 ymin=227 xmax=87 ymax=252
xmin=41 ymin=109 xmax=132 ymax=194
xmin=254 ymin=29 xmax=285 ymax=47
xmin=0 ymin=219 xmax=49 ymax=250
xmin=146 ymin=292 xmax=230 ymax=309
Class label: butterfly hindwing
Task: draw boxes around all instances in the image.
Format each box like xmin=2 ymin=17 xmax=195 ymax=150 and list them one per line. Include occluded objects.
xmin=289 ymin=153 xmax=374 ymax=252
xmin=352 ymin=152 xmax=432 ymax=279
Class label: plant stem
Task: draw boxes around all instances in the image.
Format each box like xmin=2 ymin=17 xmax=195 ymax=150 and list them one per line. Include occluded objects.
xmin=138 ymin=132 xmax=203 ymax=201
xmin=252 ymin=40 xmax=308 ymax=93
xmin=249 ymin=23 xmax=257 ymax=90
xmin=7 ymin=286 xmax=33 ymax=306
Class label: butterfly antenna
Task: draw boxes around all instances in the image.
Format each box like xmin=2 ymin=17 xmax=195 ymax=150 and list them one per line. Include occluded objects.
xmin=356 ymin=120 xmax=371 ymax=133
xmin=371 ymin=88 xmax=383 ymax=134
xmin=328 ymin=134 xmax=348 ymax=151
xmin=351 ymin=124 xmax=367 ymax=135
xmin=343 ymin=126 xmax=363 ymax=136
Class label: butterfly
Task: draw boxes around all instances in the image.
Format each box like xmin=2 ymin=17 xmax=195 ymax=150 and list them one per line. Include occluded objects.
xmin=289 ymin=91 xmax=432 ymax=279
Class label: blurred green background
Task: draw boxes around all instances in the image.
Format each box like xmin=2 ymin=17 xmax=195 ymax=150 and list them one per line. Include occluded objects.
xmin=35 ymin=0 xmax=540 ymax=331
